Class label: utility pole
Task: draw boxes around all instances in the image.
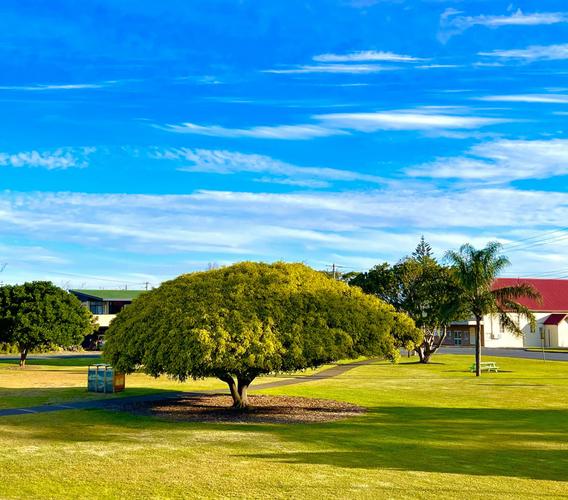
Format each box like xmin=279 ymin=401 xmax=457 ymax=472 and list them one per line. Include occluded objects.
xmin=326 ymin=263 xmax=348 ymax=280
xmin=144 ymin=281 xmax=149 ymax=291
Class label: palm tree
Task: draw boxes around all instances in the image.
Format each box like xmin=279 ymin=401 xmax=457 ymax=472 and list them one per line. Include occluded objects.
xmin=445 ymin=242 xmax=540 ymax=376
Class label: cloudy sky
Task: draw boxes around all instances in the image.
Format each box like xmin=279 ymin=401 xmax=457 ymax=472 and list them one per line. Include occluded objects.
xmin=1 ymin=0 xmax=568 ymax=288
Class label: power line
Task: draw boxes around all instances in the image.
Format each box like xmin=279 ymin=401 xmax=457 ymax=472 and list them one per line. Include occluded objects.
xmin=4 ymin=266 xmax=152 ymax=288
xmin=501 ymin=226 xmax=568 ymax=250
xmin=42 ymin=271 xmax=145 ymax=286
xmin=503 ymin=227 xmax=568 ymax=252
xmin=506 ymin=233 xmax=568 ymax=253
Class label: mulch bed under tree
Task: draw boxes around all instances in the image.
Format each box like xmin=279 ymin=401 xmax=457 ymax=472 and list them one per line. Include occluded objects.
xmin=123 ymin=394 xmax=366 ymax=424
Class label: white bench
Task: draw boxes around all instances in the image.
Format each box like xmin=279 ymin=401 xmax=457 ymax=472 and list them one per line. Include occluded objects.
xmin=469 ymin=361 xmax=499 ymax=373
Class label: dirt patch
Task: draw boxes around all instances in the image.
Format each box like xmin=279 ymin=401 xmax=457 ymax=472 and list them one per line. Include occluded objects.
xmin=123 ymin=394 xmax=366 ymax=424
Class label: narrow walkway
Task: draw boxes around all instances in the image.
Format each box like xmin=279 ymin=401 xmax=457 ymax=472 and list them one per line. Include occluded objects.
xmin=438 ymin=347 xmax=568 ymax=362
xmin=0 ymin=358 xmax=379 ymax=418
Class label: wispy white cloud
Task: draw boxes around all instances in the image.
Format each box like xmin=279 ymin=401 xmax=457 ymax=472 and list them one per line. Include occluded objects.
xmin=0 ymin=83 xmax=111 ymax=91
xmin=1 ymin=187 xmax=567 ymax=280
xmin=479 ymin=43 xmax=568 ymax=61
xmin=416 ymin=64 xmax=461 ymax=69
xmin=264 ymin=50 xmax=422 ymax=74
xmin=254 ymin=177 xmax=330 ymax=188
xmin=0 ymin=243 xmax=69 ymax=266
xmin=152 ymin=148 xmax=384 ymax=187
xmin=315 ymin=111 xmax=507 ymax=131
xmin=313 ymin=50 xmax=423 ymax=63
xmin=407 ymin=139 xmax=568 ymax=182
xmin=475 ymin=94 xmax=568 ymax=104
xmin=263 ymin=63 xmax=393 ymax=74
xmin=161 ymin=122 xmax=344 ymax=140
xmin=0 ymin=148 xmax=95 ymax=170
xmin=164 ymin=109 xmax=508 ymax=140
xmin=2 ymin=188 xmax=567 ymax=249
xmin=440 ymin=9 xmax=567 ymax=41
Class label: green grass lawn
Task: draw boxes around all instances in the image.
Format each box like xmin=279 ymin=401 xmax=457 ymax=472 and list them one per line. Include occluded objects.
xmin=0 ymin=355 xmax=332 ymax=410
xmin=0 ymin=354 xmax=567 ymax=499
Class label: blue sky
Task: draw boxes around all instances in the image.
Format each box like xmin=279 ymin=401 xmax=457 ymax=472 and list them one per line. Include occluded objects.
xmin=1 ymin=0 xmax=568 ymax=288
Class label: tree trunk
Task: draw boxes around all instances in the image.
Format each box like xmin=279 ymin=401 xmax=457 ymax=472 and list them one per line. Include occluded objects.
xmin=416 ymin=326 xmax=447 ymax=364
xmin=218 ymin=374 xmax=255 ymax=408
xmin=237 ymin=378 xmax=250 ymax=409
xmin=475 ymin=316 xmax=481 ymax=377
xmin=416 ymin=345 xmax=426 ymax=363
xmin=218 ymin=374 xmax=240 ymax=407
xmin=19 ymin=348 xmax=28 ymax=368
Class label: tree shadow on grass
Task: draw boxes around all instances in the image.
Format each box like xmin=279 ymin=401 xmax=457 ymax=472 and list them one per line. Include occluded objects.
xmin=239 ymin=406 xmax=568 ymax=482
xmin=1 ymin=396 xmax=567 ymax=482
xmin=0 ymin=385 xmax=181 ymax=414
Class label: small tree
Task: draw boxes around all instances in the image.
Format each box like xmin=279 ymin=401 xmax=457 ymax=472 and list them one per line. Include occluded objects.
xmin=0 ymin=282 xmax=95 ymax=367
xmin=104 ymin=262 xmax=421 ymax=408
xmin=412 ymin=235 xmax=434 ymax=262
xmin=446 ymin=242 xmax=541 ymax=376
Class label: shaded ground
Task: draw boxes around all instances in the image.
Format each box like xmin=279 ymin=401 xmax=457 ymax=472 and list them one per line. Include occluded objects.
xmin=122 ymin=394 xmax=366 ymax=424
xmin=0 ymin=358 xmax=376 ymax=417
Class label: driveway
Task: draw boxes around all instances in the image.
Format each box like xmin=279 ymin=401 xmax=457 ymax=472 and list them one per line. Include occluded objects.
xmin=438 ymin=346 xmax=568 ymax=362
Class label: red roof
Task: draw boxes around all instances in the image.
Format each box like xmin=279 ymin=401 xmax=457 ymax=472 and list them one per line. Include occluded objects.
xmin=493 ymin=278 xmax=568 ymax=312
xmin=543 ymin=313 xmax=567 ymax=325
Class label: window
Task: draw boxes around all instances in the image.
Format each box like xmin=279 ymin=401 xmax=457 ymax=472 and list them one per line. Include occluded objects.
xmin=453 ymin=331 xmax=462 ymax=346
xmin=530 ymin=322 xmax=537 ymax=334
xmin=89 ymin=301 xmax=105 ymax=314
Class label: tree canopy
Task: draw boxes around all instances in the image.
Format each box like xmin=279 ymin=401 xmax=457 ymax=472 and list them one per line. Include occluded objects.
xmin=349 ymin=239 xmax=465 ymax=363
xmin=446 ymin=242 xmax=541 ymax=376
xmin=0 ymin=281 xmax=94 ymax=366
xmin=104 ymin=262 xmax=421 ymax=407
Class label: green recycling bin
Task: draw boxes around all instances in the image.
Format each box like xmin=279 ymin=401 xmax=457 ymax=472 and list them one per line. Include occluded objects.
xmin=87 ymin=364 xmax=125 ymax=393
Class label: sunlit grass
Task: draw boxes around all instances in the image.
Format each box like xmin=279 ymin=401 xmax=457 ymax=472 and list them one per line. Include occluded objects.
xmin=0 ymin=355 xmax=331 ymax=409
xmin=0 ymin=354 xmax=566 ymax=498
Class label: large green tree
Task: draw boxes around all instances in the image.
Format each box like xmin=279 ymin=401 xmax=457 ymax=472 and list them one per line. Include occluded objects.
xmin=0 ymin=282 xmax=95 ymax=367
xmin=445 ymin=242 xmax=540 ymax=376
xmin=350 ymin=240 xmax=464 ymax=363
xmin=104 ymin=262 xmax=421 ymax=408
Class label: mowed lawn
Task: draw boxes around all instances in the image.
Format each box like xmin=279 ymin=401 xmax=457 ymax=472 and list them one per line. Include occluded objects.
xmin=0 ymin=356 xmax=329 ymax=410
xmin=0 ymin=355 xmax=567 ymax=499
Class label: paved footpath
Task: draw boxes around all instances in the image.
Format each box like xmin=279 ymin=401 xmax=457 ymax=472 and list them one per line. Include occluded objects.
xmin=438 ymin=347 xmax=568 ymax=362
xmin=0 ymin=358 xmax=378 ymax=418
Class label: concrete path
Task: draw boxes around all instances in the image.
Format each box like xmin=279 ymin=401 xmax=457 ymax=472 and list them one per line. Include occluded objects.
xmin=438 ymin=347 xmax=568 ymax=362
xmin=0 ymin=358 xmax=378 ymax=418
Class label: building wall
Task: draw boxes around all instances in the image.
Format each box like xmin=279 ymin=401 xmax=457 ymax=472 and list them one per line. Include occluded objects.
xmin=444 ymin=323 xmax=477 ymax=346
xmin=482 ymin=312 xmax=566 ymax=348
xmin=94 ymin=314 xmax=116 ymax=328
xmin=558 ymin=320 xmax=568 ymax=348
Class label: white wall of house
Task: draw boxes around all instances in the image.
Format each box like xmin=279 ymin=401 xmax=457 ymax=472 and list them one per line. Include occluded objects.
xmin=557 ymin=319 xmax=568 ymax=348
xmin=483 ymin=313 xmax=524 ymax=348
xmin=482 ymin=312 xmax=567 ymax=348
xmin=94 ymin=314 xmax=116 ymax=328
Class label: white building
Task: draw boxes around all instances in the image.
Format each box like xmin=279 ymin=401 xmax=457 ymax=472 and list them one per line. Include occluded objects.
xmin=447 ymin=278 xmax=568 ymax=348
